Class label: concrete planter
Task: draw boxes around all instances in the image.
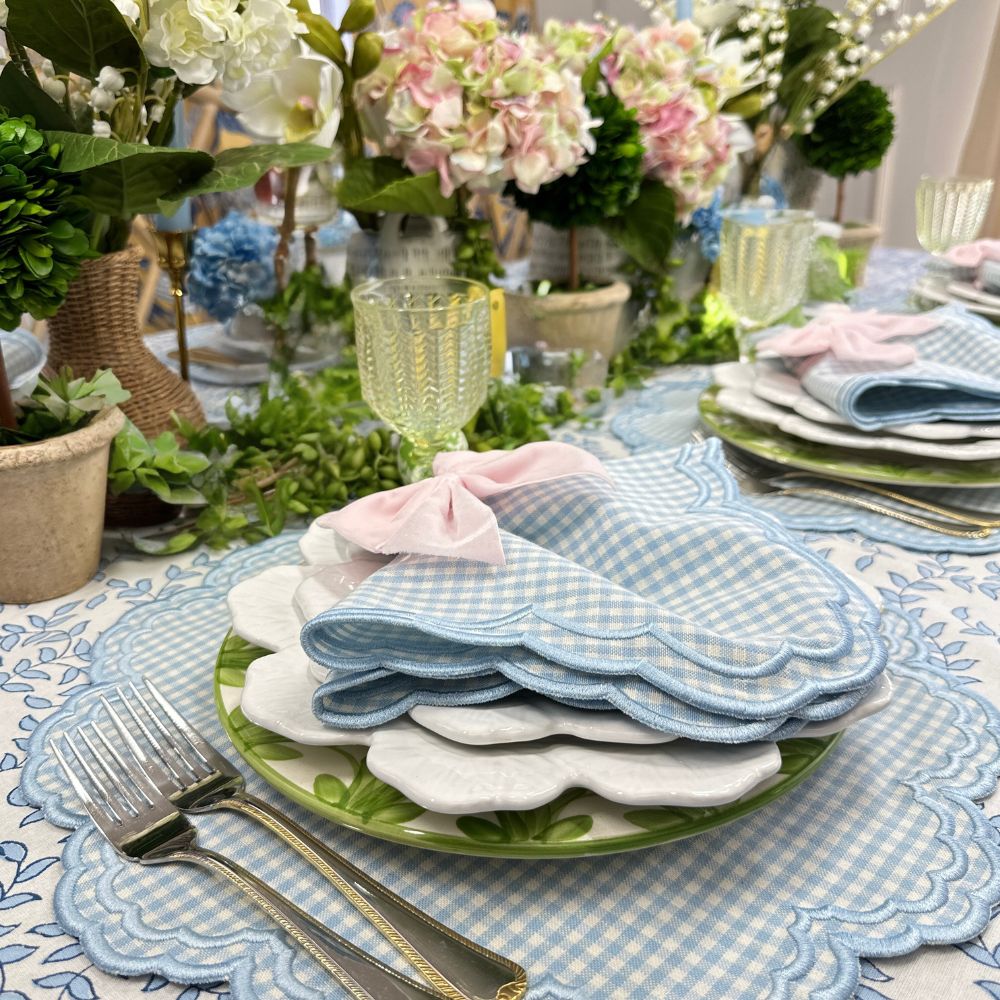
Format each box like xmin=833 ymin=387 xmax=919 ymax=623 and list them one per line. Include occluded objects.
xmin=0 ymin=406 xmax=125 ymax=603
xmin=506 ymin=281 xmax=632 ymax=386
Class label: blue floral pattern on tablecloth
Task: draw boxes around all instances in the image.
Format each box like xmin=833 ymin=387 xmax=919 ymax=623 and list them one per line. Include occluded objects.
xmin=5 ymin=250 xmax=1000 ymax=1000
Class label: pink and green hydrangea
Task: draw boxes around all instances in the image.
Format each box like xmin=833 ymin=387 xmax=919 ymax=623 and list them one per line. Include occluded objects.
xmin=354 ymin=2 xmax=598 ymax=198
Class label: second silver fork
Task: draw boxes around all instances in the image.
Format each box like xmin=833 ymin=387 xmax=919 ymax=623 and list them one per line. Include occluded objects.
xmin=98 ymin=679 xmax=527 ymax=1000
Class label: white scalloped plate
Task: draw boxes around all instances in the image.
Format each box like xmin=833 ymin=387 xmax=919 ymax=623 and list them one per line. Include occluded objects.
xmin=735 ymin=361 xmax=1000 ymax=441
xmin=714 ymin=369 xmax=1000 ymax=461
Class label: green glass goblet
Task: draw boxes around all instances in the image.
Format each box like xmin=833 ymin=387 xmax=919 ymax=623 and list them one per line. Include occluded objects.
xmin=719 ymin=208 xmax=816 ymax=362
xmin=352 ymin=276 xmax=492 ymax=482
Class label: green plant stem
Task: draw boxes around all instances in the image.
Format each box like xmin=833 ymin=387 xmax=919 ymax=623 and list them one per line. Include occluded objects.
xmin=3 ymin=31 xmax=35 ymax=80
xmin=149 ymin=81 xmax=181 ymax=148
xmin=0 ymin=348 xmax=16 ymax=430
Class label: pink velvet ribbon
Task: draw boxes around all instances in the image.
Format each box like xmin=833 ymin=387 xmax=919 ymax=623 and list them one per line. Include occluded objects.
xmin=757 ymin=304 xmax=939 ymax=366
xmin=318 ymin=441 xmax=610 ymax=566
xmin=944 ymin=239 xmax=1000 ymax=268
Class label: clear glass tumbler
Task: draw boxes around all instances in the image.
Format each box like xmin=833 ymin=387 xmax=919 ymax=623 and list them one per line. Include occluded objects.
xmin=719 ymin=208 xmax=816 ymax=361
xmin=916 ymin=176 xmax=994 ymax=255
xmin=352 ymin=276 xmax=492 ymax=481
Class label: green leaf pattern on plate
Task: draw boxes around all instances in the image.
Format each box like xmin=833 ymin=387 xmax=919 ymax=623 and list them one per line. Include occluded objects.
xmin=456 ymin=789 xmax=594 ymax=845
xmin=314 ymin=750 xmax=425 ymax=824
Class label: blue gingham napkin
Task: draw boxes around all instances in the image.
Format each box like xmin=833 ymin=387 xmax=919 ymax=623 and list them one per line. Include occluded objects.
xmin=301 ymin=443 xmax=886 ymax=740
xmin=797 ymin=303 xmax=1000 ymax=430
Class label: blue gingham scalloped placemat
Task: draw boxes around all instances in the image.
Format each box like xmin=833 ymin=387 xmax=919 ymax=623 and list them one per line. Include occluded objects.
xmin=608 ymin=373 xmax=1000 ymax=554
xmin=20 ymin=532 xmax=1000 ymax=1000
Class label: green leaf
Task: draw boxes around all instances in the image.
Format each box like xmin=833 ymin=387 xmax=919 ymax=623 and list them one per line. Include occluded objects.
xmin=254 ymin=742 xmax=303 ymax=761
xmin=455 ymin=817 xmax=510 ymax=844
xmin=536 ymin=815 xmax=593 ymax=843
xmin=600 ymin=180 xmax=676 ymax=274
xmin=157 ymin=143 xmax=332 ymax=215
xmin=44 ymin=131 xmax=213 ymax=218
xmin=217 ymin=667 xmax=248 ymax=688
xmin=582 ymin=37 xmax=614 ymax=94
xmin=370 ymin=801 xmax=425 ymax=824
xmin=314 ymin=773 xmax=349 ymax=806
xmin=7 ymin=0 xmax=145 ymax=80
xmin=0 ymin=65 xmax=79 ymax=133
xmin=338 ymin=157 xmax=456 ymax=217
xmin=351 ymin=31 xmax=384 ymax=80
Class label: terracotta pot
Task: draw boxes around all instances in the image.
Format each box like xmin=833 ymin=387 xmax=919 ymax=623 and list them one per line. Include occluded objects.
xmin=506 ymin=281 xmax=632 ymax=386
xmin=0 ymin=406 xmax=125 ymax=603
xmin=47 ymin=248 xmax=205 ymax=436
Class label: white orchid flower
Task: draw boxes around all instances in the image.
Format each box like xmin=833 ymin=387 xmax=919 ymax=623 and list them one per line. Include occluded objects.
xmin=226 ymin=55 xmax=343 ymax=147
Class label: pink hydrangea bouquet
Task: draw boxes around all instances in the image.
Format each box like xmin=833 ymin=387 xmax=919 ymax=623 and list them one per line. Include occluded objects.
xmin=354 ymin=1 xmax=598 ymax=199
xmin=605 ymin=23 xmax=731 ymax=215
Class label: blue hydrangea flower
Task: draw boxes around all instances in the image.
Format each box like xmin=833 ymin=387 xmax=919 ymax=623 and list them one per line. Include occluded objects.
xmin=690 ymin=187 xmax=723 ymax=263
xmin=188 ymin=212 xmax=279 ymax=322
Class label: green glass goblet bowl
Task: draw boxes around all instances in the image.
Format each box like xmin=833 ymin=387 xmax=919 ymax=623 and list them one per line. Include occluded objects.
xmin=352 ymin=275 xmax=493 ymax=482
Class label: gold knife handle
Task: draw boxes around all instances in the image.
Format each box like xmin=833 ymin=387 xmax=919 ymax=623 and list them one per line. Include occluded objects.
xmin=215 ymin=792 xmax=528 ymax=1000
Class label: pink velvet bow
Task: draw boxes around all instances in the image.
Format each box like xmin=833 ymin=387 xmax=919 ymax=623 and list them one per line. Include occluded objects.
xmin=944 ymin=239 xmax=1000 ymax=268
xmin=318 ymin=441 xmax=610 ymax=566
xmin=757 ymin=304 xmax=939 ymax=366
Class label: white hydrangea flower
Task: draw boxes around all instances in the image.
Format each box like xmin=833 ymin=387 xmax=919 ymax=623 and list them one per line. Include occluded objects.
xmin=111 ymin=0 xmax=140 ymax=20
xmin=143 ymin=0 xmax=302 ymax=89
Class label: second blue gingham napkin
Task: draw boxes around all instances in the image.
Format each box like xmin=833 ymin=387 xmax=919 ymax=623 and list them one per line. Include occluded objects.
xmin=798 ymin=303 xmax=1000 ymax=430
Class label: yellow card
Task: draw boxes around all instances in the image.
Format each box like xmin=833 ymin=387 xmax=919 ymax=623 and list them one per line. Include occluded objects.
xmin=489 ymin=288 xmax=507 ymax=377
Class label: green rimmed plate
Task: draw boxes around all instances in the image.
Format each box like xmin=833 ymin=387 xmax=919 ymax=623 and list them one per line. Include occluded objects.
xmin=700 ymin=385 xmax=1000 ymax=488
xmin=214 ymin=632 xmax=841 ymax=859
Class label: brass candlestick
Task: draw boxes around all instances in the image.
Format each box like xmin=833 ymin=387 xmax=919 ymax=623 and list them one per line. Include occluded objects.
xmin=153 ymin=229 xmax=195 ymax=382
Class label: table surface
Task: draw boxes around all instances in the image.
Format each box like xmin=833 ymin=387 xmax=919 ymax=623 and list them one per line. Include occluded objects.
xmin=4 ymin=250 xmax=1000 ymax=1000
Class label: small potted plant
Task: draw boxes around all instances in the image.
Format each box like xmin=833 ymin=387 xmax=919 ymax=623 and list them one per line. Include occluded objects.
xmin=0 ymin=367 xmax=127 ymax=603
xmin=507 ymin=78 xmax=645 ymax=381
xmin=797 ymin=80 xmax=895 ymax=285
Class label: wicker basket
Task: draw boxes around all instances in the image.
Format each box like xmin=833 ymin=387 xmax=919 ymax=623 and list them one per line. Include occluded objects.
xmin=47 ymin=248 xmax=206 ymax=436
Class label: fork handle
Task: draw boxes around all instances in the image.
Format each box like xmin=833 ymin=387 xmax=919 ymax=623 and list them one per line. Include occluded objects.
xmin=772 ymin=472 xmax=1000 ymax=529
xmin=174 ymin=846 xmax=441 ymax=1000
xmin=776 ymin=486 xmax=992 ymax=538
xmin=216 ymin=792 xmax=527 ymax=1000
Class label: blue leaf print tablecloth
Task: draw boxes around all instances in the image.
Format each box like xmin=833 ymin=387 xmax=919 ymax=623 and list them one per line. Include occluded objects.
xmin=6 ymin=249 xmax=1000 ymax=999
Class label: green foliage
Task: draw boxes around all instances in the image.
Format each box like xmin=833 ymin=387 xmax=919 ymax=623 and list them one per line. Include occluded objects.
xmin=600 ymin=180 xmax=677 ymax=275
xmin=6 ymin=0 xmax=145 ymax=80
xmin=131 ymin=366 xmax=582 ymax=555
xmin=0 ymin=117 xmax=94 ymax=331
xmin=452 ymin=216 xmax=504 ymax=287
xmin=808 ymin=234 xmax=852 ymax=302
xmin=608 ymin=276 xmax=738 ymax=393
xmin=108 ymin=420 xmax=211 ymax=504
xmin=0 ymin=368 xmax=129 ymax=446
xmin=338 ymin=156 xmax=457 ymax=219
xmin=259 ymin=266 xmax=355 ymax=342
xmin=512 ymin=86 xmax=643 ymax=230
xmin=798 ymin=81 xmax=895 ymax=180
xmin=777 ymin=3 xmax=841 ymax=110
xmin=0 ymin=64 xmax=77 ymax=132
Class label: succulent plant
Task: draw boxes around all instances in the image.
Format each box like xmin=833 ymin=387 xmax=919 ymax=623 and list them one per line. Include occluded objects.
xmin=0 ymin=116 xmax=92 ymax=332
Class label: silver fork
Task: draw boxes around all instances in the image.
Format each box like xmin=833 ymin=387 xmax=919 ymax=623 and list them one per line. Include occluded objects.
xmin=691 ymin=431 xmax=991 ymax=539
xmin=96 ymin=679 xmax=527 ymax=1000
xmin=53 ymin=726 xmax=443 ymax=1000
